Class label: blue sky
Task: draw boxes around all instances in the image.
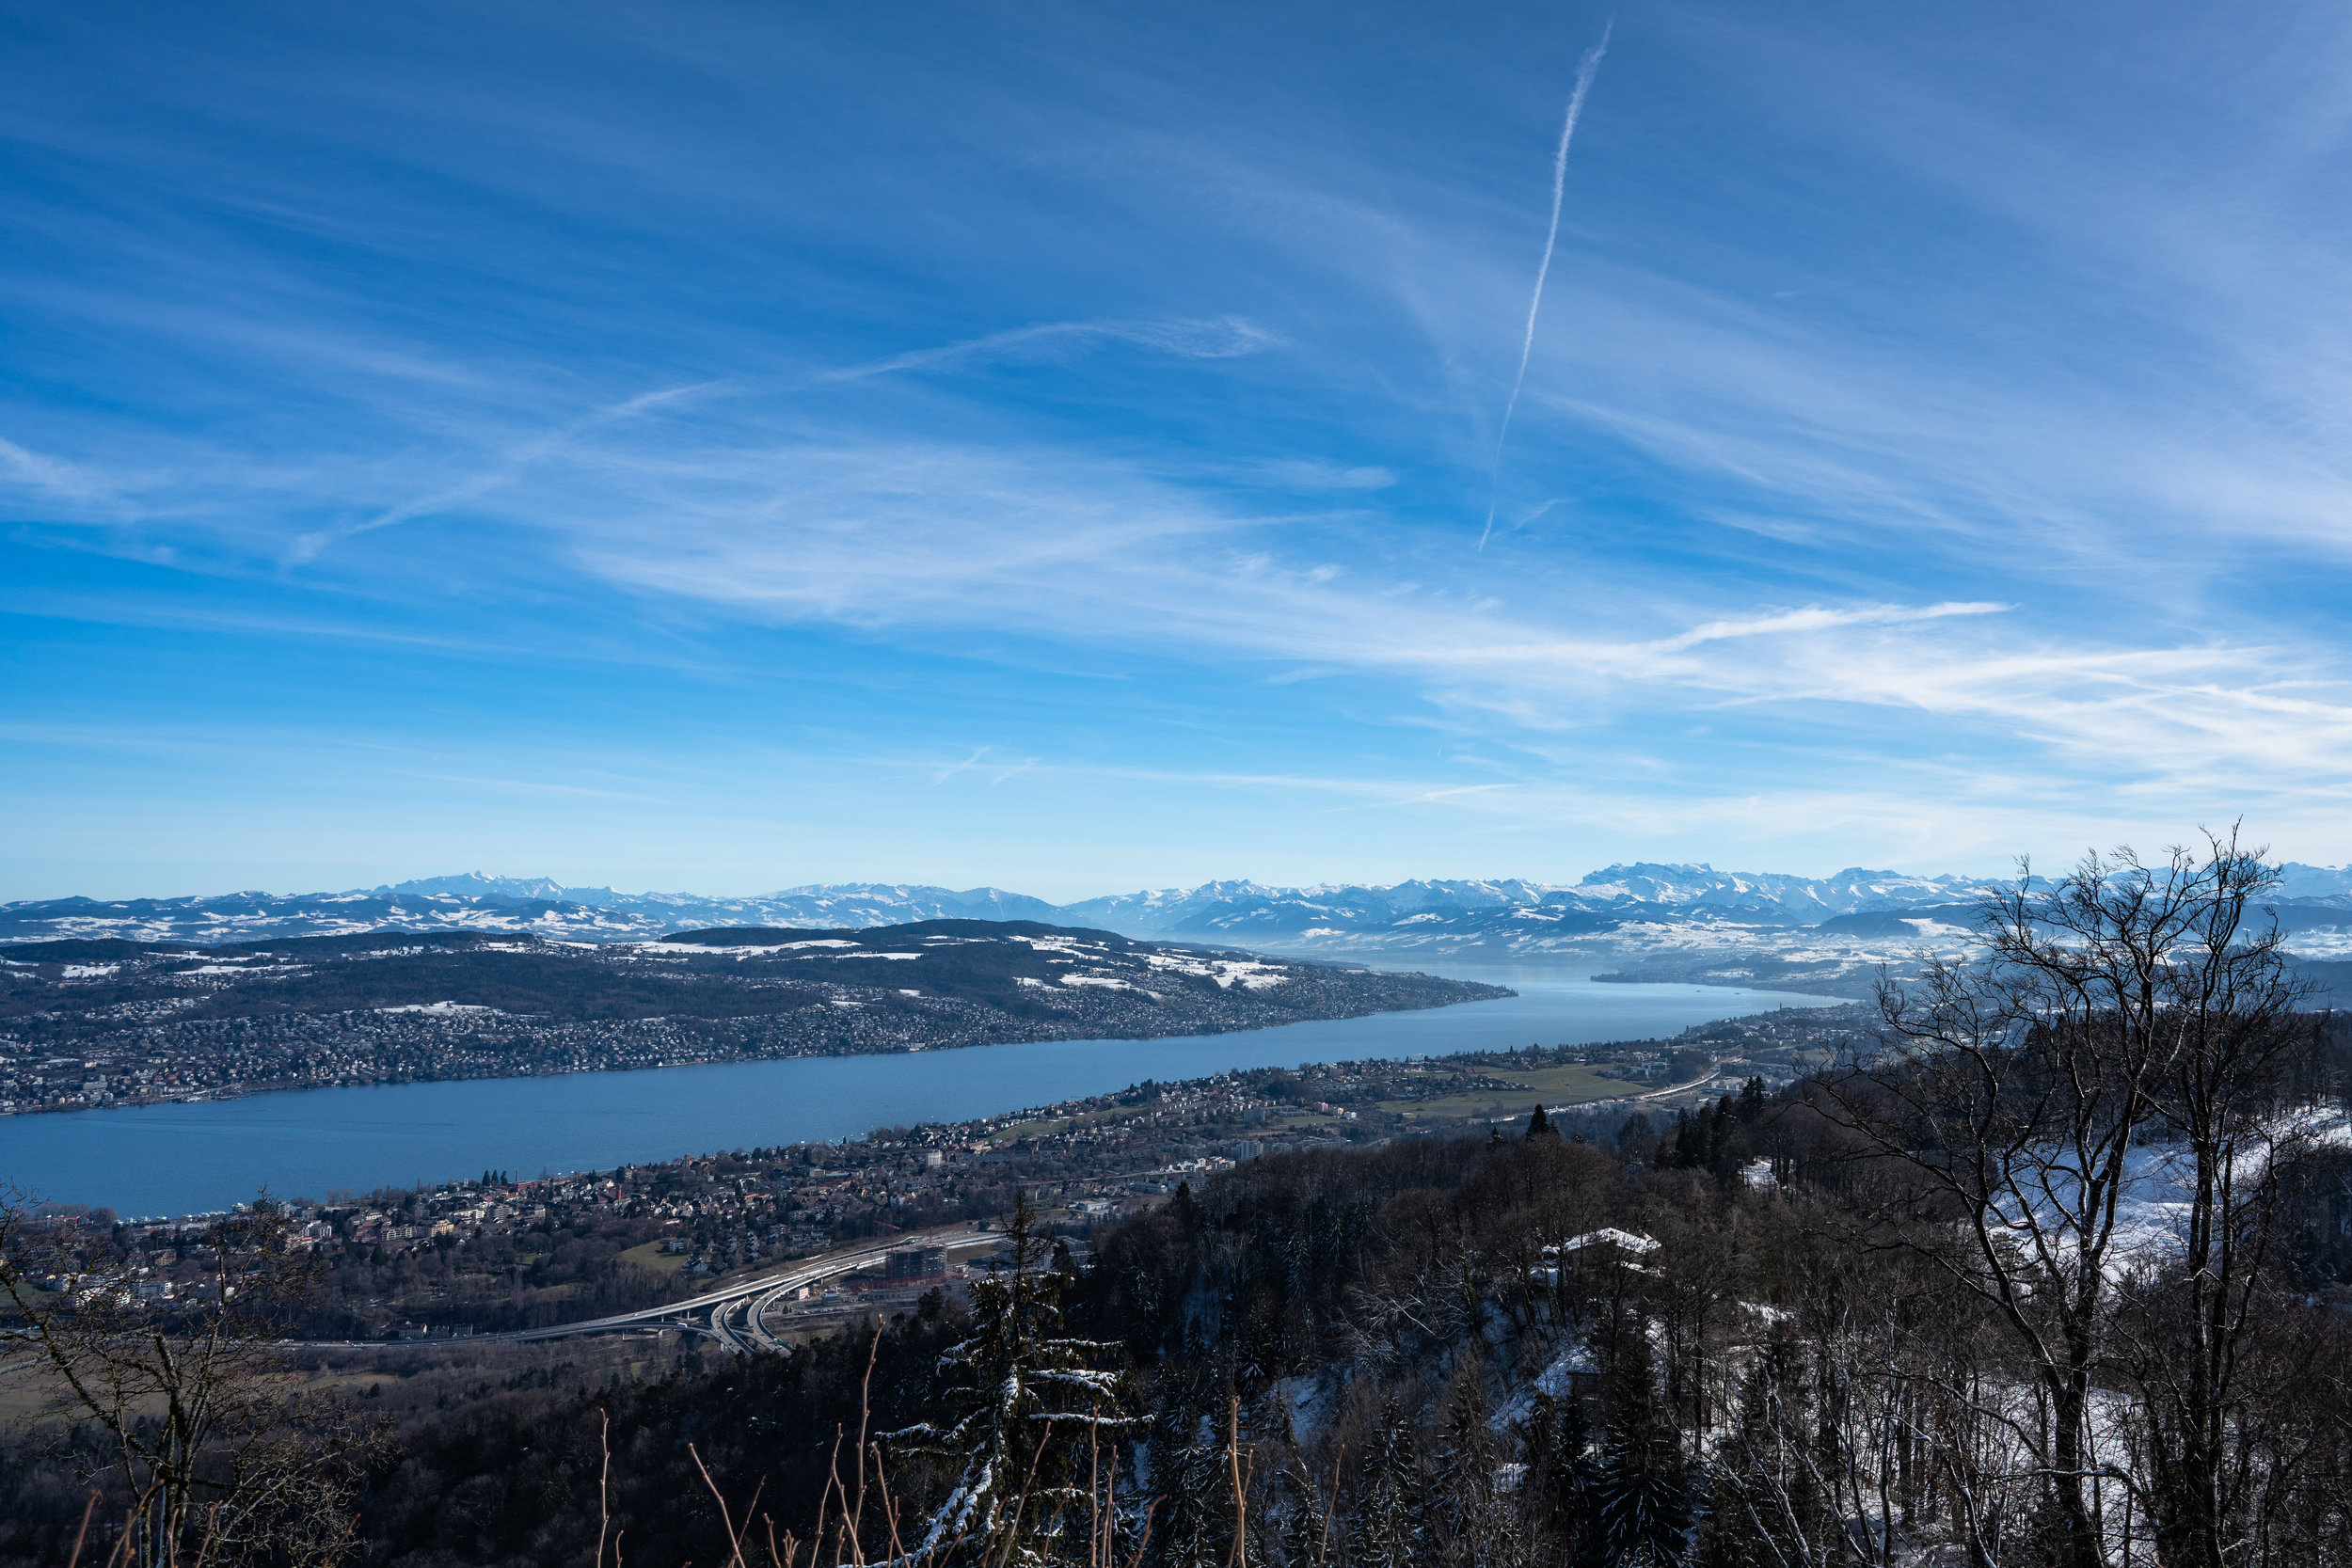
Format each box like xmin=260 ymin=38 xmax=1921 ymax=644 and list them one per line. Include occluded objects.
xmin=6 ymin=0 xmax=2351 ymax=901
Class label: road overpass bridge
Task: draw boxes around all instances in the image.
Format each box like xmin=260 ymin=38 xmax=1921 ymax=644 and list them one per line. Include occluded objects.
xmin=290 ymin=1225 xmax=1004 ymax=1355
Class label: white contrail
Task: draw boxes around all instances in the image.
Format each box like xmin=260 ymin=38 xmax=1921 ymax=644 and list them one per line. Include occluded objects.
xmin=1481 ymin=22 xmax=1613 ymax=552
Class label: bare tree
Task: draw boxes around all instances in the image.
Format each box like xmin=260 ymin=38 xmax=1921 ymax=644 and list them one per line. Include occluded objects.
xmin=0 ymin=1189 xmax=380 ymax=1566
xmin=1810 ymin=831 xmax=2318 ymax=1568
xmin=2096 ymin=840 xmax=2325 ymax=1568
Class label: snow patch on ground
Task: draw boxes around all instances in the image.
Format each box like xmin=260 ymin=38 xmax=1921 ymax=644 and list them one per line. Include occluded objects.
xmin=1551 ymin=1227 xmax=1660 ymax=1257
xmin=2004 ymin=1109 xmax=2352 ymax=1276
xmin=652 ymin=938 xmax=861 ymax=955
xmin=1136 ymin=951 xmax=1292 ymax=990
xmin=1532 ymin=1340 xmax=1598 ymax=1399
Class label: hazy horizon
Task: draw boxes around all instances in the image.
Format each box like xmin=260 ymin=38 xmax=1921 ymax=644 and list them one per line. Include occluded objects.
xmin=20 ymin=855 xmax=2352 ymax=912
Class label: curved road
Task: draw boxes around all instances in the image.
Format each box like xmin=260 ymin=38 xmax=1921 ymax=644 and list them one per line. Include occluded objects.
xmin=292 ymin=1225 xmax=1000 ymax=1355
xmin=1504 ymin=1057 xmax=1728 ymax=1122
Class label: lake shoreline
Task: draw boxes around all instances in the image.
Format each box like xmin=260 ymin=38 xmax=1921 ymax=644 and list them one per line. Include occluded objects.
xmin=0 ymin=979 xmax=1514 ymax=1119
xmin=2 ymin=972 xmax=1849 ymax=1214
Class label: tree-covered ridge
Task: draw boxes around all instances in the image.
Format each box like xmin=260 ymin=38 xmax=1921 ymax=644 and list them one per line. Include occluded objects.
xmin=0 ymin=922 xmax=1506 ymax=1113
xmin=3 ymin=921 xmax=1492 ymax=1022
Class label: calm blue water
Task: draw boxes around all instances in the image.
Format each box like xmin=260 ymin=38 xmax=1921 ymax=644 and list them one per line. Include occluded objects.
xmin=0 ymin=969 xmax=1844 ymax=1214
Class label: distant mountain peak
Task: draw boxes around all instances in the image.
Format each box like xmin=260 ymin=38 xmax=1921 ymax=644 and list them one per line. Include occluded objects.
xmin=384 ymin=872 xmax=572 ymax=900
xmin=1582 ymin=862 xmax=1718 ymax=879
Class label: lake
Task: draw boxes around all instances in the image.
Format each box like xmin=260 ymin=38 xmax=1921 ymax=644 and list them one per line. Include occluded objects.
xmin=0 ymin=968 xmax=1846 ymax=1214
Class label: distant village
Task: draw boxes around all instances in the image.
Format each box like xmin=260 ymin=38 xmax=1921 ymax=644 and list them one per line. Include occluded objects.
xmin=0 ymin=1006 xmax=944 ymax=1114
xmin=0 ymin=927 xmax=1503 ymax=1114
xmin=18 ymin=1006 xmax=1863 ymax=1339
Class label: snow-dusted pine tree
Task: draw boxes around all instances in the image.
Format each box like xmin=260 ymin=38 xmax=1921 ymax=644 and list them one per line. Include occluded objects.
xmin=1346 ymin=1399 xmax=1424 ymax=1568
xmin=1429 ymin=1362 xmax=1504 ymax=1567
xmin=890 ymin=1193 xmax=1136 ymax=1566
xmin=1525 ymin=1386 xmax=1598 ymax=1560
xmin=1147 ymin=1394 xmax=1229 ymax=1568
xmin=1281 ymin=1456 xmax=1335 ymax=1568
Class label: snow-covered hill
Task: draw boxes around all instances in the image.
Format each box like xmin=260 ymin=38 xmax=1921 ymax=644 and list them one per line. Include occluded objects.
xmin=1057 ymin=864 xmax=2009 ymax=942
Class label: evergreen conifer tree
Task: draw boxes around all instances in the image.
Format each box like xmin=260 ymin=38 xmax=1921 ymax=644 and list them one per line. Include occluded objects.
xmin=1150 ymin=1399 xmax=1229 ymax=1568
xmin=1593 ymin=1316 xmax=1691 ymax=1567
xmin=1282 ymin=1457 xmax=1335 ymax=1568
xmin=890 ymin=1194 xmax=1136 ymax=1565
xmin=1430 ymin=1365 xmax=1500 ymax=1566
xmin=1737 ymin=1076 xmax=1768 ymax=1121
xmin=1525 ymin=1389 xmax=1600 ymax=1565
xmin=1346 ymin=1399 xmax=1424 ymax=1568
xmin=1527 ymin=1103 xmax=1555 ymax=1139
xmin=1672 ymin=1109 xmax=1704 ymax=1169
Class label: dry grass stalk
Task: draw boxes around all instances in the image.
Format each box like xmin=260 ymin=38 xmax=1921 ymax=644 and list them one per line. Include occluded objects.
xmin=847 ymin=1331 xmax=882 ymax=1563
xmin=691 ymin=1441 xmax=756 ymax=1568
xmin=100 ymin=1510 xmax=134 ymax=1568
xmin=1225 ymin=1396 xmax=1248 ymax=1568
xmin=597 ymin=1407 xmax=613 ymax=1568
xmin=64 ymin=1491 xmax=98 ymax=1568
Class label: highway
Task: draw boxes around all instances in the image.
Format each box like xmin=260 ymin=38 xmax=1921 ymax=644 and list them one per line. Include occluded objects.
xmin=283 ymin=1225 xmax=1004 ymax=1355
xmin=1628 ymin=1057 xmax=1729 ymax=1103
xmin=1497 ymin=1057 xmax=1729 ymax=1123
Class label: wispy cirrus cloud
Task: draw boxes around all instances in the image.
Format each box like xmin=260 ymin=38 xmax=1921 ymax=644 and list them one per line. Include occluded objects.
xmin=453 ymin=405 xmax=2352 ymax=810
xmin=1232 ymin=458 xmax=1397 ymax=492
xmin=14 ymin=0 xmax=2352 ymax=892
xmin=1646 ymin=602 xmax=2008 ymax=654
xmin=287 ymin=381 xmax=730 ymax=561
xmin=813 ymin=315 xmax=1279 ymax=383
xmin=0 ymin=436 xmax=129 ymax=506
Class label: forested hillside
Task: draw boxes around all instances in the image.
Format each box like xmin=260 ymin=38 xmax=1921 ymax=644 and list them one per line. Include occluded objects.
xmin=18 ymin=1069 xmax=2339 ymax=1568
xmin=6 ymin=846 xmax=2349 ymax=1567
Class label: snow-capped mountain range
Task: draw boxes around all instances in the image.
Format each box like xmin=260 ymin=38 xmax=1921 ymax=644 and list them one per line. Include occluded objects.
xmin=11 ymin=863 xmax=2352 ymax=997
xmin=1060 ymin=866 xmax=2009 ymax=939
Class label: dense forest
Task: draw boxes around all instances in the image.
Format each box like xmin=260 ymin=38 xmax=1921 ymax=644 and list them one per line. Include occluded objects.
xmin=6 ymin=843 xmax=2351 ymax=1566
xmin=14 ymin=1078 xmax=2344 ymax=1566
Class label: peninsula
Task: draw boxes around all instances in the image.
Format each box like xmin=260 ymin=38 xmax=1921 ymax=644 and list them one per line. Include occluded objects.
xmin=0 ymin=920 xmax=1508 ymax=1115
